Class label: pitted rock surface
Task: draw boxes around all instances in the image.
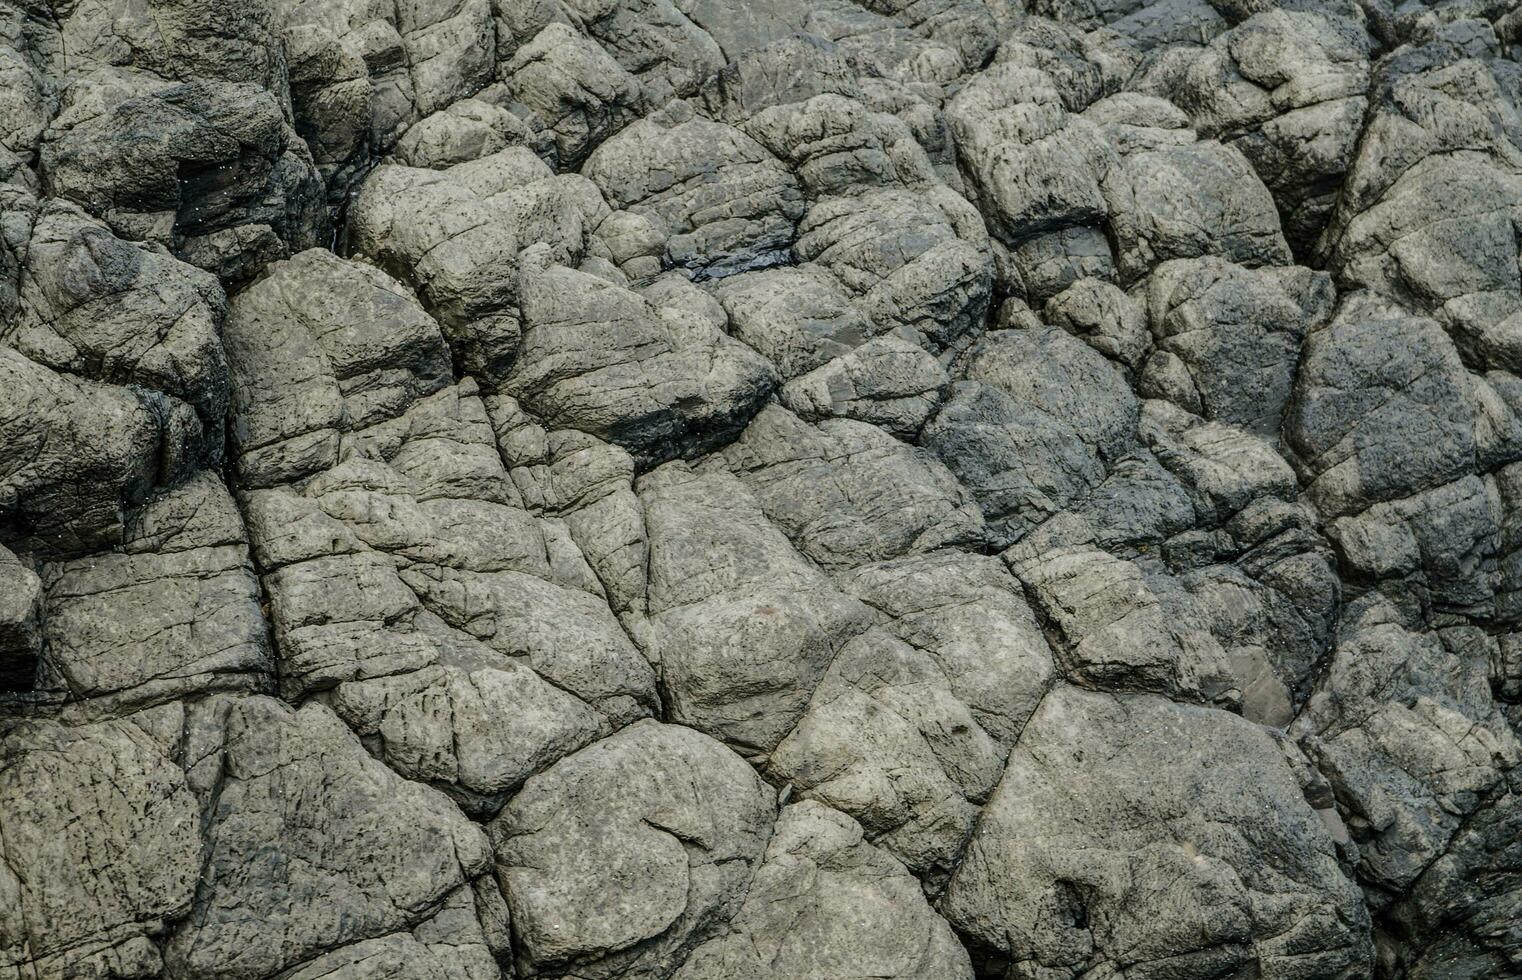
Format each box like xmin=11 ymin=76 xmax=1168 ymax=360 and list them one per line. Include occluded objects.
xmin=3 ymin=2 xmax=1521 ymax=979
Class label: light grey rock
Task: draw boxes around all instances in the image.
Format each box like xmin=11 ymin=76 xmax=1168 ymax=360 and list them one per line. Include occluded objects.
xmin=793 ymin=186 xmax=993 ymax=351
xmin=0 ymin=347 xmax=175 ymax=558
xmin=13 ymin=198 xmax=229 ymax=423
xmin=392 ymin=98 xmax=534 ymax=169
xmin=348 ymin=149 xmax=607 ymax=382
xmin=1328 ymin=473 xmax=1503 ymax=613
xmin=1110 ymin=137 xmax=1294 ymax=279
xmin=0 ymin=706 xmax=200 ymax=979
xmin=673 ymin=801 xmax=975 ymax=980
xmin=941 ymin=684 xmax=1374 ymax=980
xmin=711 ymin=265 xmax=875 ymax=379
xmin=36 ymin=473 xmax=271 ymax=711
xmin=278 ymin=0 xmax=496 ymax=153
xmin=803 ymin=1 xmax=969 ymax=88
xmin=720 ymin=404 xmax=984 ymax=571
xmin=503 ymin=23 xmax=644 ymax=168
xmin=1319 ymin=53 xmax=1522 ymax=372
xmin=1148 ymin=9 xmax=1372 ymax=254
xmin=1003 ymin=224 xmax=1118 ymax=304
xmin=1006 ymin=515 xmax=1240 ymax=706
xmin=227 ymin=249 xmax=656 ymax=812
xmin=12 ymin=0 xmax=1522 ymax=973
xmin=490 ymin=719 xmax=776 ymax=979
xmin=1389 ymin=782 xmax=1522 ymax=978
xmin=558 ymin=0 xmax=723 ymax=104
xmin=946 ymin=63 xmax=1117 ymax=248
xmin=583 ymin=100 xmax=803 ymax=280
xmin=780 ymin=334 xmax=948 ymax=439
xmin=224 ymin=247 xmax=453 ymax=488
xmin=639 ymin=462 xmax=874 ymax=754
xmin=765 ymin=551 xmax=1055 ymax=883
xmin=1044 ymin=276 xmax=1149 ymax=368
xmin=1284 ymin=307 xmax=1497 ymax=519
xmin=163 ymin=696 xmax=499 ymax=978
xmin=0 ymin=10 xmax=55 ymax=168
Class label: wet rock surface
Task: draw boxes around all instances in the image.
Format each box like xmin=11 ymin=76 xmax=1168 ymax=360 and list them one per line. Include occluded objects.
xmin=2 ymin=1 xmax=1521 ymax=978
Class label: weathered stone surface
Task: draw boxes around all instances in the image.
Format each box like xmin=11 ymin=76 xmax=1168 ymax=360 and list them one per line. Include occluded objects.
xmin=490 ymin=720 xmax=775 ymax=979
xmin=36 ymin=473 xmax=271 ymax=711
xmin=164 ymin=696 xmax=498 ymax=979
xmin=0 ymin=708 xmax=200 ymax=979
xmin=941 ymin=685 xmax=1374 ymax=980
xmin=505 ymin=248 xmax=776 ymax=467
xmin=8 ymin=3 xmax=1522 ymax=977
xmin=0 ymin=544 xmax=41 ymax=691
xmin=584 ymin=101 xmax=803 ymax=280
xmin=721 ymin=404 xmax=984 ymax=570
xmin=673 ymin=801 xmax=975 ymax=980
xmin=924 ymin=323 xmax=1138 ymax=546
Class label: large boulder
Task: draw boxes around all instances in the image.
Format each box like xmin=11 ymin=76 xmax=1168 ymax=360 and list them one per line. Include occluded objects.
xmin=941 ymin=684 xmax=1374 ymax=980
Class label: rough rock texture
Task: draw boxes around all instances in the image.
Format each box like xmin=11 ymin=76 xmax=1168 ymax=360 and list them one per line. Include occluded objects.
xmin=3 ymin=2 xmax=1521 ymax=979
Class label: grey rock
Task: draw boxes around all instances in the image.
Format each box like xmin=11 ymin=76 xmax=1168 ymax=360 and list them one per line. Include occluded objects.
xmin=392 ymin=98 xmax=534 ymax=170
xmin=673 ymin=801 xmax=975 ymax=980
xmin=227 ymin=249 xmax=656 ymax=811
xmin=1110 ymin=137 xmax=1294 ymax=279
xmin=14 ymin=199 xmax=229 ymax=422
xmin=924 ymin=324 xmax=1138 ymax=546
xmin=41 ymin=73 xmax=328 ymax=275
xmin=1006 ymin=515 xmax=1240 ymax=706
xmin=1319 ymin=53 xmax=1522 ymax=372
xmin=793 ymin=186 xmax=993 ymax=351
xmin=0 ymin=347 xmax=172 ymax=557
xmin=0 ymin=544 xmax=41 ymax=691
xmin=0 ymin=708 xmax=200 ymax=979
xmin=348 ymin=149 xmax=607 ymax=381
xmin=1293 ymin=599 xmax=1520 ymax=897
xmin=278 ymin=0 xmax=496 ymax=153
xmin=583 ymin=100 xmax=803 ymax=280
xmin=780 ymin=334 xmax=949 ymax=439
xmin=9 ymin=1 xmax=1522 ymax=974
xmin=1044 ymin=276 xmax=1149 ymax=368
xmin=765 ymin=551 xmax=1054 ymax=883
xmin=1151 ymin=9 xmax=1372 ymax=254
xmin=946 ymin=63 xmax=1117 ymax=248
xmin=503 ymin=23 xmax=644 ymax=168
xmin=639 ymin=462 xmax=874 ymax=754
xmin=1138 ymin=257 xmax=1335 ymax=434
xmin=163 ymin=696 xmax=499 ymax=978
xmin=35 ymin=473 xmax=271 ymax=711
xmin=712 ymin=265 xmax=876 ymax=378
xmin=720 ymin=404 xmax=984 ymax=570
xmin=490 ymin=719 xmax=775 ymax=979
xmin=559 ymin=0 xmax=723 ymax=104
xmin=504 ymin=248 xmax=776 ymax=466
xmin=941 ymin=684 xmax=1374 ymax=980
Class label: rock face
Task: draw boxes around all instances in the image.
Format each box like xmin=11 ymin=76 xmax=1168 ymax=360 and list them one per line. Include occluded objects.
xmin=2 ymin=2 xmax=1520 ymax=979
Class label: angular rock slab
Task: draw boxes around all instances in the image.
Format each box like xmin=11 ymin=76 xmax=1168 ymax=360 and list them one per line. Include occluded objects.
xmin=0 ymin=709 xmax=199 ymax=979
xmin=163 ymin=696 xmax=497 ymax=979
xmin=940 ymin=685 xmax=1373 ymax=980
xmin=490 ymin=720 xmax=777 ymax=979
xmin=673 ymin=801 xmax=975 ymax=980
